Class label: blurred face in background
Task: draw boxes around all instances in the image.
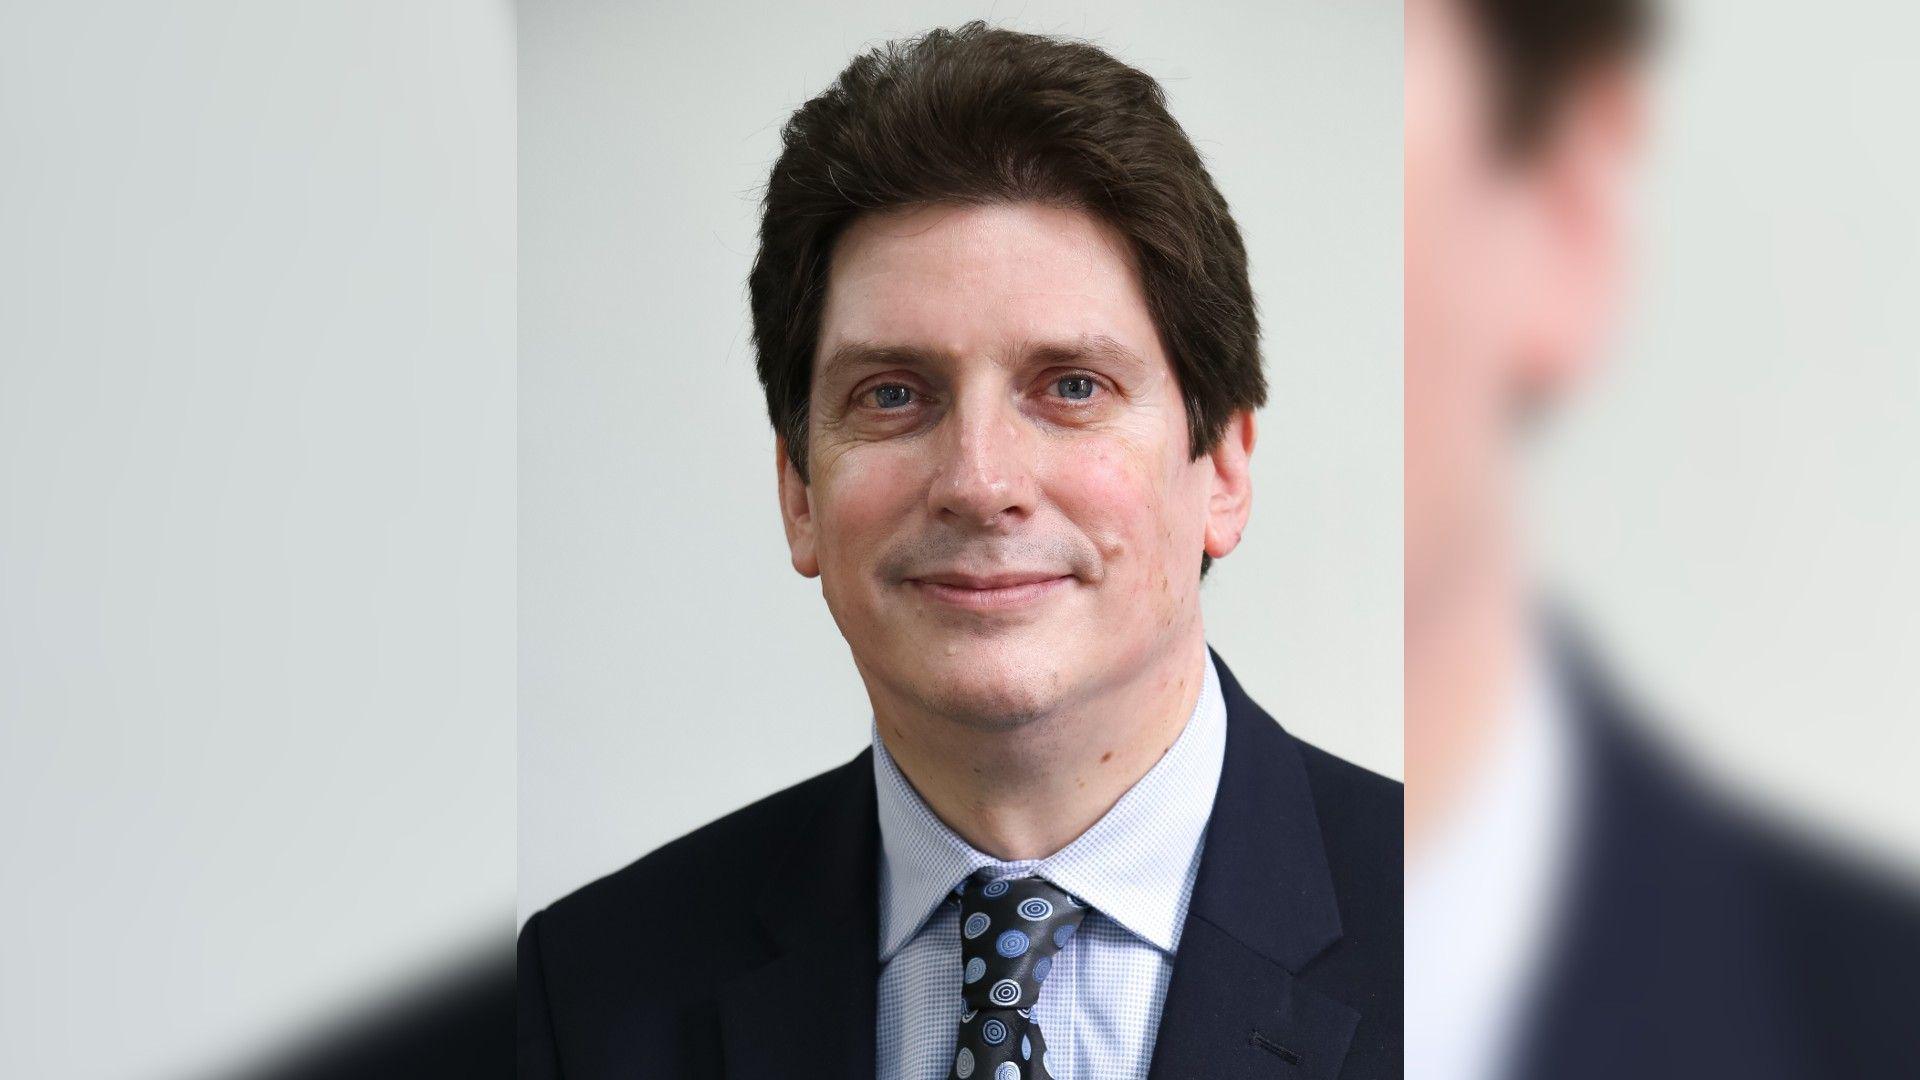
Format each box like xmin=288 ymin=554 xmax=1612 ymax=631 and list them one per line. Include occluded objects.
xmin=778 ymin=201 xmax=1252 ymax=729
xmin=1405 ymin=0 xmax=1641 ymax=623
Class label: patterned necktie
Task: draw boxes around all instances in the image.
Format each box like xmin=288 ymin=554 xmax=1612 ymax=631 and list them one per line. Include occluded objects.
xmin=947 ymin=873 xmax=1088 ymax=1080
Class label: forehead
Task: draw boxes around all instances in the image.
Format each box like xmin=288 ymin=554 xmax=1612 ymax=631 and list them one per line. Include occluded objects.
xmin=817 ymin=201 xmax=1165 ymax=369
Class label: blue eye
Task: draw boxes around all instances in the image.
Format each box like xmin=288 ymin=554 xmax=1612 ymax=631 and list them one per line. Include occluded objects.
xmin=872 ymin=384 xmax=914 ymax=409
xmin=1055 ymin=375 xmax=1096 ymax=401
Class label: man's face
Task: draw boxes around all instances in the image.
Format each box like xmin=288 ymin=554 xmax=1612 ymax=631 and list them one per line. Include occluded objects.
xmin=1405 ymin=0 xmax=1639 ymax=620
xmin=777 ymin=201 xmax=1251 ymax=726
xmin=1405 ymin=0 xmax=1523 ymax=618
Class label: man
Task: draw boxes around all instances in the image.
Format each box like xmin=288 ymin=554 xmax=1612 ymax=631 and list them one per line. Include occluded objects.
xmin=1404 ymin=1 xmax=1920 ymax=1077
xmin=520 ymin=22 xmax=1401 ymax=1080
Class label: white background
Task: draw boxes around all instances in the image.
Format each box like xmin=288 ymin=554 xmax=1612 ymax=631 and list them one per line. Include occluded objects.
xmin=0 ymin=3 xmax=515 ymax=1077
xmin=520 ymin=0 xmax=1403 ymax=922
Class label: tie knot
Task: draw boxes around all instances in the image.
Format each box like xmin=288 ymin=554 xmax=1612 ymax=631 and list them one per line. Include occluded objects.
xmin=956 ymin=873 xmax=1087 ymax=1011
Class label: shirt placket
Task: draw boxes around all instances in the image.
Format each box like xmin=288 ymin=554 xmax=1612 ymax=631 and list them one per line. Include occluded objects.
xmin=1056 ymin=923 xmax=1078 ymax=1080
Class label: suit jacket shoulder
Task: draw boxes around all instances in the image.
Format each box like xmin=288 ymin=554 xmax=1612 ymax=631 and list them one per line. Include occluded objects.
xmin=1298 ymin=737 xmax=1403 ymax=893
xmin=1297 ymin=737 xmax=1404 ymax=977
xmin=1512 ymin=622 xmax=1920 ymax=1079
xmin=537 ymin=749 xmax=867 ymax=944
xmin=520 ymin=750 xmax=874 ymax=1078
xmin=1186 ymin=653 xmax=1402 ymax=1078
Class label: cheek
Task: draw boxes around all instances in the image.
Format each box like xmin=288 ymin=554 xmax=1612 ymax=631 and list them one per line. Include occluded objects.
xmin=1045 ymin=436 xmax=1196 ymax=577
xmin=812 ymin=447 xmax=923 ymax=570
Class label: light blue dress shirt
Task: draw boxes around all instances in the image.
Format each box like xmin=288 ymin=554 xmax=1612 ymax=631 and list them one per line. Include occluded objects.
xmin=872 ymin=653 xmax=1229 ymax=1080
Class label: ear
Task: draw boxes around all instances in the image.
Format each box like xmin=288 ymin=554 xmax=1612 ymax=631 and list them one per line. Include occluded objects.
xmin=1202 ymin=410 xmax=1256 ymax=561
xmin=1512 ymin=63 xmax=1646 ymax=404
xmin=775 ymin=436 xmax=820 ymax=578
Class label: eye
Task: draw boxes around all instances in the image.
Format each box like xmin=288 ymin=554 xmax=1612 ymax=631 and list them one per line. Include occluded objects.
xmin=870 ymin=384 xmax=915 ymax=409
xmin=1053 ymin=374 xmax=1097 ymax=401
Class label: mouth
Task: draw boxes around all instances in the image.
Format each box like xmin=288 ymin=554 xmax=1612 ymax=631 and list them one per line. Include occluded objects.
xmin=904 ymin=571 xmax=1075 ymax=612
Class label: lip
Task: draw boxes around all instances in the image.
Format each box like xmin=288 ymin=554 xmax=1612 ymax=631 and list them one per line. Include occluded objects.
xmin=905 ymin=572 xmax=1074 ymax=611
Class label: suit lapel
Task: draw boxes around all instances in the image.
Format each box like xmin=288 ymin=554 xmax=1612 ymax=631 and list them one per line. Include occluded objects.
xmin=719 ymin=749 xmax=881 ymax=1080
xmin=1147 ymin=919 xmax=1360 ymax=1080
xmin=715 ymin=651 xmax=1362 ymax=1080
xmin=1146 ymin=653 xmax=1359 ymax=1080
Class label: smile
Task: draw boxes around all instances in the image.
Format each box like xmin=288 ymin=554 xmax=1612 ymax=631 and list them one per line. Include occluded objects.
xmin=906 ymin=573 xmax=1074 ymax=611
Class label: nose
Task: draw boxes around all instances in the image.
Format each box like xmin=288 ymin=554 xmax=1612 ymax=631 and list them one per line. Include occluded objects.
xmin=926 ymin=390 xmax=1038 ymax=530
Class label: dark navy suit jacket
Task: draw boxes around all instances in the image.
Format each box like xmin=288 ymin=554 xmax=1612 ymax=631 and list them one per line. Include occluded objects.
xmin=1508 ymin=624 xmax=1920 ymax=1079
xmin=519 ymin=653 xmax=1403 ymax=1079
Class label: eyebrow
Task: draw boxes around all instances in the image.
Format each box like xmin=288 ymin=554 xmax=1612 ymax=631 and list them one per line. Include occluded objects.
xmin=817 ymin=340 xmax=954 ymax=377
xmin=817 ymin=334 xmax=1148 ymax=378
xmin=1026 ymin=334 xmax=1149 ymax=372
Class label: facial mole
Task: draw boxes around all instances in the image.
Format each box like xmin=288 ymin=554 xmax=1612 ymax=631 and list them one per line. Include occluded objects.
xmin=1100 ymin=751 xmax=1114 ymax=764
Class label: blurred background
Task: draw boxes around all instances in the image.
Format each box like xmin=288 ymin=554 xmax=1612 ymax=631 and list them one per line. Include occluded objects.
xmin=0 ymin=3 xmax=514 ymax=1078
xmin=1405 ymin=0 xmax=1920 ymax=1076
xmin=1526 ymin=0 xmax=1920 ymax=864
xmin=518 ymin=0 xmax=1402 ymax=924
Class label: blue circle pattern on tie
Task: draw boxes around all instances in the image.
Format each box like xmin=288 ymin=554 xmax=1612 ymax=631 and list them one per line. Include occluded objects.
xmin=945 ymin=873 xmax=1086 ymax=1080
xmin=989 ymin=978 xmax=1022 ymax=1006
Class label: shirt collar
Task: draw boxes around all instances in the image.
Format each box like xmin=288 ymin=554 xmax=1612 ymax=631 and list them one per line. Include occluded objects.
xmin=872 ymin=650 xmax=1229 ymax=961
xmin=1406 ymin=632 xmax=1578 ymax=1080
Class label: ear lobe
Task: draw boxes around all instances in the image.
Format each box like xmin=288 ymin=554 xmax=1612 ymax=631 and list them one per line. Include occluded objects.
xmin=775 ymin=437 xmax=820 ymax=578
xmin=1203 ymin=411 xmax=1256 ymax=561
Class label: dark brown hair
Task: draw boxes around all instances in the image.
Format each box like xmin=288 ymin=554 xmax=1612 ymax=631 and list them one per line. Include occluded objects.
xmin=1467 ymin=0 xmax=1654 ymax=154
xmin=748 ymin=21 xmax=1264 ymax=485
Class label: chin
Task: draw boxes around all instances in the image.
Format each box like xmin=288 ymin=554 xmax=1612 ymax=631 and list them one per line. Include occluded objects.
xmin=894 ymin=635 xmax=1069 ymax=731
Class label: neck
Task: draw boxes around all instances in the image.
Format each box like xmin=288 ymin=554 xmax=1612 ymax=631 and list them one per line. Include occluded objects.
xmin=1406 ymin=529 xmax=1526 ymax=861
xmin=874 ymin=629 xmax=1209 ymax=862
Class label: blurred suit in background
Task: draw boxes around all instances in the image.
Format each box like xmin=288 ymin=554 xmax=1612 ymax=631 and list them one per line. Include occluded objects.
xmin=1404 ymin=1 xmax=1920 ymax=1077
